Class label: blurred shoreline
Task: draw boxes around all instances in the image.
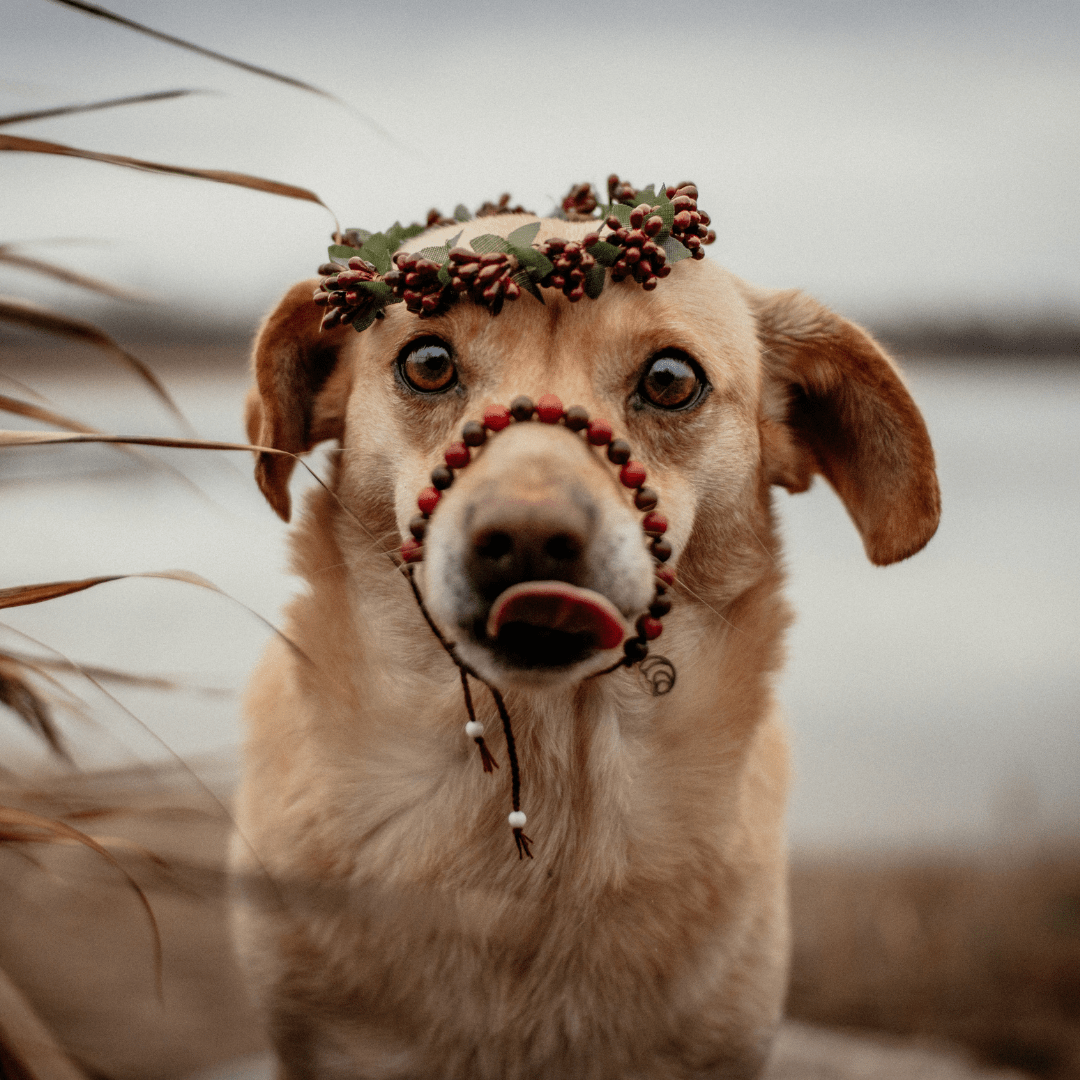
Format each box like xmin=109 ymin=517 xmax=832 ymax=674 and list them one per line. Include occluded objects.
xmin=5 ymin=310 xmax=1080 ymax=361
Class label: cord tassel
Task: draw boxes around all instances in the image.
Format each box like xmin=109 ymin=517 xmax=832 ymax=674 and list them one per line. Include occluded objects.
xmin=459 ymin=667 xmax=498 ymax=772
xmin=491 ymin=687 xmax=533 ymax=860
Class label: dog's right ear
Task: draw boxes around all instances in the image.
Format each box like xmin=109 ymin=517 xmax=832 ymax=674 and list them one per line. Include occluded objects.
xmin=245 ymin=279 xmax=354 ymax=521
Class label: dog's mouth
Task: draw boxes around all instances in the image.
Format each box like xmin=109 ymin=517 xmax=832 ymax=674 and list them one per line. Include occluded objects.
xmin=481 ymin=581 xmax=629 ymax=670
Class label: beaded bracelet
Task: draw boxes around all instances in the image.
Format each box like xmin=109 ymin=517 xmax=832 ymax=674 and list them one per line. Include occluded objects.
xmin=399 ymin=393 xmax=678 ymax=858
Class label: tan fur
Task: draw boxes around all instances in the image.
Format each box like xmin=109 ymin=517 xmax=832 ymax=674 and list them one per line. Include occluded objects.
xmin=231 ymin=214 xmax=940 ymax=1079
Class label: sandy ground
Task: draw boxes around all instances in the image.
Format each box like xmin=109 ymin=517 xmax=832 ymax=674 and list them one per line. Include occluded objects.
xmin=0 ymin=762 xmax=1062 ymax=1080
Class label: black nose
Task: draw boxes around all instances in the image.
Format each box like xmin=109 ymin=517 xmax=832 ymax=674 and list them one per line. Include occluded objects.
xmin=464 ymin=491 xmax=594 ymax=603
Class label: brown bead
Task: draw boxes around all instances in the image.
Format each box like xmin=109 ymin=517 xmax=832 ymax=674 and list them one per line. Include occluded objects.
xmin=431 ymin=465 xmax=454 ymax=490
xmin=607 ymin=439 xmax=631 ymax=465
xmin=462 ymin=421 xmax=486 ymax=446
xmin=510 ymin=396 xmax=535 ymax=421
xmin=564 ymin=405 xmax=590 ymax=431
xmin=409 ymin=514 xmax=427 ymax=540
xmin=651 ymin=536 xmax=672 ymax=561
xmin=649 ymin=597 xmax=672 ymax=618
xmin=634 ymin=487 xmax=658 ymax=511
xmin=624 ymin=638 xmax=649 ymax=662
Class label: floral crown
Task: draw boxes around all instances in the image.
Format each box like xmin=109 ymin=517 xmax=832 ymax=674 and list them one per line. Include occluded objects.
xmin=313 ymin=175 xmax=716 ymax=333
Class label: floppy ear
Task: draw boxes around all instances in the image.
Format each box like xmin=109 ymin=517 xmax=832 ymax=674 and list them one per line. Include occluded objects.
xmin=749 ymin=287 xmax=941 ymax=566
xmin=245 ymin=279 xmax=354 ymax=521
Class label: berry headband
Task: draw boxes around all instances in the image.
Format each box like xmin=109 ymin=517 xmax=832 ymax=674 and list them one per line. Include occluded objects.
xmin=313 ymin=175 xmax=716 ymax=332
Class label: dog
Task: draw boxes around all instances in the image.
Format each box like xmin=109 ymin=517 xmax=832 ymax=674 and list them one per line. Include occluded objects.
xmin=230 ymin=199 xmax=940 ymax=1080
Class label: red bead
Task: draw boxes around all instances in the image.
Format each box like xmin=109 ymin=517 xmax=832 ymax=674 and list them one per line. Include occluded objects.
xmin=536 ymin=394 xmax=564 ymax=424
xmin=400 ymin=538 xmax=424 ymax=563
xmin=483 ymin=404 xmax=511 ymax=431
xmin=445 ymin=441 xmax=470 ymax=469
xmin=642 ymin=511 xmax=667 ymax=536
xmin=656 ymin=566 xmax=676 ymax=587
xmin=620 ymin=460 xmax=647 ymax=489
xmin=639 ymin=616 xmax=664 ymax=641
xmin=587 ymin=418 xmax=613 ymax=446
xmin=417 ymin=486 xmax=441 ymax=516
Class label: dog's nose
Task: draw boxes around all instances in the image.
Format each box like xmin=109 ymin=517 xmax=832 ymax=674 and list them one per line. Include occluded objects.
xmin=465 ymin=492 xmax=593 ymax=602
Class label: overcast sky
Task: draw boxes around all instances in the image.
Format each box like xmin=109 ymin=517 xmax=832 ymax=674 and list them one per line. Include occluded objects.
xmin=2 ymin=0 xmax=1078 ymax=335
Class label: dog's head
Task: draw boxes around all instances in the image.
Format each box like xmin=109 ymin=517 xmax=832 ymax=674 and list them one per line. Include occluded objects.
xmin=245 ymin=214 xmax=940 ymax=687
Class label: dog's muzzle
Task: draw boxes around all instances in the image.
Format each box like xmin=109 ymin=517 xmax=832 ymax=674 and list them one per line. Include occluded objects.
xmin=421 ymin=420 xmax=655 ymax=680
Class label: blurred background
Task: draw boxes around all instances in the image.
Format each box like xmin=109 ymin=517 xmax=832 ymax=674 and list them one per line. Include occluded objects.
xmin=1 ymin=1 xmax=1078 ymax=1077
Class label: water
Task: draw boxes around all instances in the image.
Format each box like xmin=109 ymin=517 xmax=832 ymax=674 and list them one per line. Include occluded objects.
xmin=1 ymin=349 xmax=1077 ymax=850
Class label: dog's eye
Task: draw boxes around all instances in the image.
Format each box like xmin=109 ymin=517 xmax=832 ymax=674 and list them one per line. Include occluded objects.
xmin=638 ymin=353 xmax=702 ymax=409
xmin=400 ymin=339 xmax=457 ymax=393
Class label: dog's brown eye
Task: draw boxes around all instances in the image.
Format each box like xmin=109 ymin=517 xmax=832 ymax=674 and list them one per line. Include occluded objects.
xmin=639 ymin=353 xmax=702 ymax=409
xmin=400 ymin=339 xmax=456 ymax=393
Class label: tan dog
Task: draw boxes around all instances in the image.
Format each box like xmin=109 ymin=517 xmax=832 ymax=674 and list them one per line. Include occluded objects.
xmin=231 ymin=211 xmax=940 ymax=1079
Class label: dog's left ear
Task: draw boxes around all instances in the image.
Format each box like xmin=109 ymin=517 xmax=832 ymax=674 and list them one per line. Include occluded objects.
xmin=748 ymin=287 xmax=941 ymax=566
xmin=245 ymin=279 xmax=354 ymax=521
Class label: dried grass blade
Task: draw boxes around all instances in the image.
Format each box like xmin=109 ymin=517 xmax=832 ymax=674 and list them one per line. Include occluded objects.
xmin=48 ymin=0 xmax=335 ymax=100
xmin=0 ymin=297 xmax=188 ymax=427
xmin=0 ymin=963 xmax=87 ymax=1080
xmin=0 ymin=88 xmax=201 ymax=129
xmin=0 ymin=571 xmax=308 ymax=665
xmin=0 ymin=249 xmax=148 ymax=301
xmin=0 ymin=393 xmax=101 ymax=435
xmin=0 ymin=577 xmax=125 ymax=609
xmin=0 ymin=430 xmax=256 ymax=452
xmin=0 ymin=807 xmax=163 ymax=997
xmin=0 ymin=649 xmax=229 ymax=696
xmin=0 ymin=429 xmax=390 ymax=558
xmin=0 ymin=656 xmax=68 ymax=760
xmin=0 ymin=133 xmax=337 ymax=225
xmin=42 ymin=0 xmax=402 ymax=147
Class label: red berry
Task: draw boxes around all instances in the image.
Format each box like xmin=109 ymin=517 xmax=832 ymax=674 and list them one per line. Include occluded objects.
xmin=536 ymin=394 xmax=564 ymax=424
xmin=445 ymin=441 xmax=470 ymax=469
xmin=417 ymin=486 xmax=441 ymax=516
xmin=400 ymin=538 xmax=424 ymax=563
xmin=483 ymin=404 xmax=511 ymax=431
xmin=587 ymin=418 xmax=613 ymax=446
xmin=620 ymin=461 xmax=647 ymax=488
xmin=642 ymin=511 xmax=668 ymax=536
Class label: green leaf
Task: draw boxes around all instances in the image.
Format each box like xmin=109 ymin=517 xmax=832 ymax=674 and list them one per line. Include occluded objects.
xmin=358 ymin=233 xmax=393 ymax=274
xmin=353 ymin=279 xmax=394 ymax=300
xmin=660 ymin=236 xmax=692 ymax=264
xmin=470 ymin=233 xmax=511 ymax=255
xmin=586 ymin=240 xmax=621 ymax=267
xmin=328 ymin=243 xmax=366 ymax=263
xmin=635 ymin=184 xmax=657 ymax=204
xmin=513 ymin=269 xmax=544 ymax=302
xmin=605 ymin=203 xmax=632 ymax=227
xmin=506 ymin=222 xmax=541 ymax=248
xmin=384 ymin=221 xmax=425 ymax=251
xmin=583 ymin=263 xmax=606 ymax=299
xmin=437 ymin=266 xmax=451 ymax=286
xmin=510 ymin=246 xmax=553 ymax=279
xmin=415 ymin=231 xmax=462 ymax=265
xmin=453 ymin=204 xmax=472 ymax=222
xmin=351 ymin=307 xmax=381 ymax=333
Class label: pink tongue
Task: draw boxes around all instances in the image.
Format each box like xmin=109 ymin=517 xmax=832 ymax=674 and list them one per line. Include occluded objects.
xmin=487 ymin=581 xmax=629 ymax=651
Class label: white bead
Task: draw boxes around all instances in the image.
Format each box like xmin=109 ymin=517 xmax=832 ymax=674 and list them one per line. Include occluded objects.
xmin=508 ymin=811 xmax=527 ymax=829
xmin=465 ymin=720 xmax=484 ymax=739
